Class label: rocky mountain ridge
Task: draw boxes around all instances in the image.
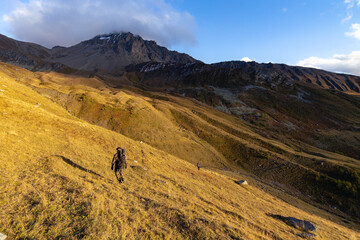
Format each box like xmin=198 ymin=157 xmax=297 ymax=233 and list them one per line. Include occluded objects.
xmin=1 ymin=32 xmax=360 ymax=95
xmin=0 ymin=33 xmax=50 ymax=70
xmin=46 ymin=32 xmax=197 ymax=72
xmin=128 ymin=60 xmax=360 ymax=93
xmin=0 ymin=32 xmax=197 ymax=73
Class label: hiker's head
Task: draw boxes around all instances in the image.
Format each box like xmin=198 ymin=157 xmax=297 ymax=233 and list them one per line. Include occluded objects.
xmin=116 ymin=147 xmax=122 ymax=152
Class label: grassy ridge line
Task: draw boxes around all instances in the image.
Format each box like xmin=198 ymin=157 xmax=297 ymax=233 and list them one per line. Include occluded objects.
xmin=0 ymin=64 xmax=359 ymax=239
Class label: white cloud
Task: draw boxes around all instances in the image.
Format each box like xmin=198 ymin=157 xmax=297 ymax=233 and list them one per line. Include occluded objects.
xmin=241 ymin=57 xmax=252 ymax=62
xmin=344 ymin=0 xmax=354 ymax=8
xmin=297 ymin=51 xmax=360 ymax=76
xmin=343 ymin=0 xmax=360 ymax=22
xmin=344 ymin=0 xmax=360 ymax=8
xmin=345 ymin=23 xmax=360 ymax=39
xmin=342 ymin=13 xmax=353 ymax=23
xmin=2 ymin=0 xmax=196 ymax=48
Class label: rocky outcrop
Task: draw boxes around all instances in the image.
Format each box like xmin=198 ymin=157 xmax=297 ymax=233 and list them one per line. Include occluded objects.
xmin=270 ymin=214 xmax=316 ymax=232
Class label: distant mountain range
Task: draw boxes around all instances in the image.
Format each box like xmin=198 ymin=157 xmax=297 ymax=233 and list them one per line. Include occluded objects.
xmin=1 ymin=32 xmax=360 ymax=94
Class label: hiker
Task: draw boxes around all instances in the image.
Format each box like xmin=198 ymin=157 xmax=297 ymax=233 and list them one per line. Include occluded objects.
xmin=111 ymin=147 xmax=127 ymax=183
xmin=196 ymin=162 xmax=201 ymax=170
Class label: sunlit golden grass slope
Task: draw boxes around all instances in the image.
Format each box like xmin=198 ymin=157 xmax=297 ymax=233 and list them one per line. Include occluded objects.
xmin=8 ymin=66 xmax=359 ymax=171
xmin=0 ymin=64 xmax=359 ymax=239
xmin=16 ymin=65 xmax=360 ymax=219
xmin=28 ymin=69 xmax=228 ymax=169
xmin=5 ymin=63 xmax=358 ymax=170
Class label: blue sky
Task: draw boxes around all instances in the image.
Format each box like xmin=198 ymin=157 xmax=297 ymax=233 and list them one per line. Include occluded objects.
xmin=0 ymin=0 xmax=360 ymax=75
xmin=172 ymin=0 xmax=359 ymax=64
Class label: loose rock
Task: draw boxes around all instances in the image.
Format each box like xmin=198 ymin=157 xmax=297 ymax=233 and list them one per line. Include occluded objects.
xmin=286 ymin=217 xmax=316 ymax=231
xmin=0 ymin=232 xmax=7 ymax=240
xmin=235 ymin=180 xmax=248 ymax=185
xmin=270 ymin=214 xmax=316 ymax=232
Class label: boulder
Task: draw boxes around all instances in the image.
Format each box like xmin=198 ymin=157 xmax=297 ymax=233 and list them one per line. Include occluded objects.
xmin=286 ymin=217 xmax=316 ymax=232
xmin=234 ymin=180 xmax=248 ymax=185
xmin=269 ymin=214 xmax=316 ymax=232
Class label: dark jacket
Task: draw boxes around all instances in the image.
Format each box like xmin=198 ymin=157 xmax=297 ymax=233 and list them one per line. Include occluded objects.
xmin=111 ymin=150 xmax=127 ymax=170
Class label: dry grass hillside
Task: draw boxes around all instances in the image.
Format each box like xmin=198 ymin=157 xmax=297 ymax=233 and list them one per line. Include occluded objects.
xmin=0 ymin=63 xmax=359 ymax=239
xmin=5 ymin=62 xmax=360 ymax=220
